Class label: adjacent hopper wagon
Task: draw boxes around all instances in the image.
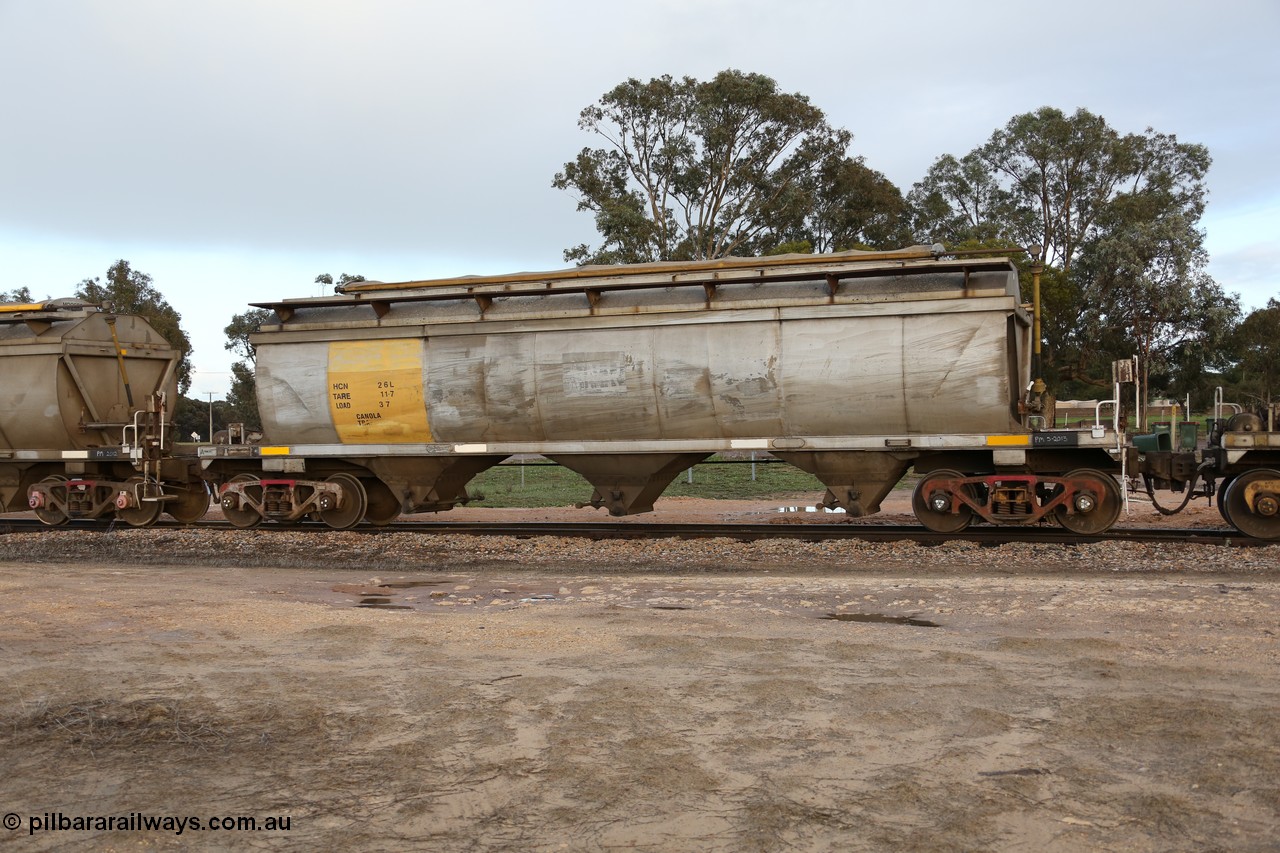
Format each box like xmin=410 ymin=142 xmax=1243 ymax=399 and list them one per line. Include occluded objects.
xmin=0 ymin=299 xmax=207 ymax=524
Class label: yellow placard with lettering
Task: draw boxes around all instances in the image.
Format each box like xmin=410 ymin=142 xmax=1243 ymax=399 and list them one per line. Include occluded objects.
xmin=327 ymin=339 xmax=431 ymax=443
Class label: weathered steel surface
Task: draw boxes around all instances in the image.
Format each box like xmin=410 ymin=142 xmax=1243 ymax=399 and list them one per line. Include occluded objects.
xmin=254 ymin=253 xmax=1030 ymax=450
xmin=0 ymin=306 xmax=178 ymax=451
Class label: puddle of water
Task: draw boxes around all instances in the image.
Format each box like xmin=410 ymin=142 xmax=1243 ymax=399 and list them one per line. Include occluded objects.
xmin=777 ymin=506 xmax=847 ymax=514
xmin=357 ymin=596 xmax=414 ymax=610
xmin=821 ymin=613 xmax=940 ymax=627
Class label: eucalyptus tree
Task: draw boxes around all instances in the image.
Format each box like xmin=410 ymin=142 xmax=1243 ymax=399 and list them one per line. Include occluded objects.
xmin=554 ymin=69 xmax=892 ymax=263
xmin=907 ymin=107 xmax=1225 ymax=395
xmin=223 ymin=308 xmax=273 ymax=428
xmin=0 ymin=286 xmax=34 ymax=302
xmin=77 ymin=260 xmax=193 ymax=394
xmin=1229 ymin=299 xmax=1280 ymax=405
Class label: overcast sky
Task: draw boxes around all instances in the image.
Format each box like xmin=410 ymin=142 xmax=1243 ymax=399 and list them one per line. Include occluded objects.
xmin=2 ymin=0 xmax=1276 ymax=398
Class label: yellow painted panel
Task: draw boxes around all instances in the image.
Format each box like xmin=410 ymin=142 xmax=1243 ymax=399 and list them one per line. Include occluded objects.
xmin=327 ymin=339 xmax=431 ymax=443
xmin=259 ymin=446 xmax=291 ymax=456
xmin=986 ymin=435 xmax=1031 ymax=446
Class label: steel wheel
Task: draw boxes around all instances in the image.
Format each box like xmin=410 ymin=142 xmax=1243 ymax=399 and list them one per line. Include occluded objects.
xmin=1221 ymin=469 xmax=1280 ymax=540
xmin=31 ymin=475 xmax=70 ymax=527
xmin=117 ymin=477 xmax=163 ymax=527
xmin=221 ymin=474 xmax=264 ymax=529
xmin=362 ymin=478 xmax=401 ymax=526
xmin=1052 ymin=469 xmax=1121 ymax=535
xmin=912 ymin=469 xmax=974 ymax=533
xmin=1217 ymin=476 xmax=1235 ymax=527
xmin=166 ymin=482 xmax=211 ymax=523
xmin=320 ymin=473 xmax=367 ymax=530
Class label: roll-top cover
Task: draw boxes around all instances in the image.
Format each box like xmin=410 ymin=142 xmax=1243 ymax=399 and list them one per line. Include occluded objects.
xmin=250 ymin=250 xmax=1031 ymax=446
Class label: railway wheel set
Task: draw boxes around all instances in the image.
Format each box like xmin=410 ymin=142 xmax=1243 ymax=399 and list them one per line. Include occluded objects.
xmin=1219 ymin=469 xmax=1280 ymax=539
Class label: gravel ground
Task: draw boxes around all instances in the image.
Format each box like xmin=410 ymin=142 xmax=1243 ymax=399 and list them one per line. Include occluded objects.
xmin=1 ymin=497 xmax=1276 ymax=851
xmin=2 ymin=516 xmax=1277 ymax=577
xmin=3 ymin=491 xmax=1277 ymax=576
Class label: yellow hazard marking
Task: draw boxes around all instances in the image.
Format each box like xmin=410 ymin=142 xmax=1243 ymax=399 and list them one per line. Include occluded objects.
xmin=259 ymin=446 xmax=291 ymax=456
xmin=327 ymin=339 xmax=430 ymax=443
xmin=986 ymin=435 xmax=1031 ymax=446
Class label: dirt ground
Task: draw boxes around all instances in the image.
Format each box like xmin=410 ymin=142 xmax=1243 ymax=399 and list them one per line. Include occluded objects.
xmin=0 ymin=497 xmax=1277 ymax=851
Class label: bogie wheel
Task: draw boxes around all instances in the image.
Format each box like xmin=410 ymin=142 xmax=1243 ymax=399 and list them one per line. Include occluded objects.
xmin=117 ymin=477 xmax=163 ymax=527
xmin=362 ymin=478 xmax=401 ymax=527
xmin=1221 ymin=469 xmax=1280 ymax=540
xmin=912 ymin=469 xmax=974 ymax=533
xmin=166 ymin=482 xmax=211 ymax=524
xmin=1053 ymin=469 xmax=1121 ymax=536
xmin=31 ymin=475 xmax=70 ymax=527
xmin=1217 ymin=476 xmax=1235 ymax=527
xmin=321 ymin=473 xmax=368 ymax=530
xmin=222 ymin=474 xmax=264 ymax=529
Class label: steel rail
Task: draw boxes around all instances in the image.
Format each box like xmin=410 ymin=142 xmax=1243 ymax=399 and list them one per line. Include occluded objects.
xmin=0 ymin=517 xmax=1270 ymax=547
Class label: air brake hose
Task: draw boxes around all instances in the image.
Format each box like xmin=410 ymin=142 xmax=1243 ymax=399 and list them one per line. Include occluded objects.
xmin=1144 ymin=459 xmax=1215 ymax=516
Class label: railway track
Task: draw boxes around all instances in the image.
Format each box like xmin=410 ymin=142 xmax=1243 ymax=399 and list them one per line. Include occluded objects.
xmin=0 ymin=516 xmax=1270 ymax=547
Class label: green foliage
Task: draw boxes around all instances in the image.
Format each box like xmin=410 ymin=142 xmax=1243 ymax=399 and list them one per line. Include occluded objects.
xmin=553 ymin=69 xmax=900 ymax=264
xmin=224 ymin=308 xmax=272 ymax=363
xmin=907 ymin=152 xmax=1029 ymax=247
xmin=906 ymin=106 xmax=1229 ymax=397
xmin=1074 ymin=209 xmax=1238 ymax=400
xmin=1 ymin=286 xmax=35 ymax=302
xmin=466 ymin=459 xmax=825 ymax=508
xmin=171 ymin=395 xmax=231 ymax=443
xmin=225 ymin=361 xmax=260 ymax=428
xmin=1229 ymin=299 xmax=1280 ymax=404
xmin=221 ymin=308 xmax=273 ymax=429
xmin=797 ymin=155 xmax=909 ymax=251
xmin=76 ymin=260 xmax=194 ymax=394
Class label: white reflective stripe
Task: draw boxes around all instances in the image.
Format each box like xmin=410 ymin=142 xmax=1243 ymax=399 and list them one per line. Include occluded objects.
xmin=61 ymin=451 xmax=90 ymax=459
xmin=729 ymin=439 xmax=770 ymax=450
xmin=453 ymin=444 xmax=490 ymax=453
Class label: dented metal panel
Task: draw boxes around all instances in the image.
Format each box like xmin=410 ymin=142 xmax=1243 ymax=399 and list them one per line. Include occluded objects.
xmin=253 ymin=253 xmax=1029 ymax=449
xmin=0 ymin=308 xmax=178 ymax=451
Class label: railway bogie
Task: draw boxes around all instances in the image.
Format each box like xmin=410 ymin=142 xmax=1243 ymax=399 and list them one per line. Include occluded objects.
xmin=908 ymin=467 xmax=1123 ymax=534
